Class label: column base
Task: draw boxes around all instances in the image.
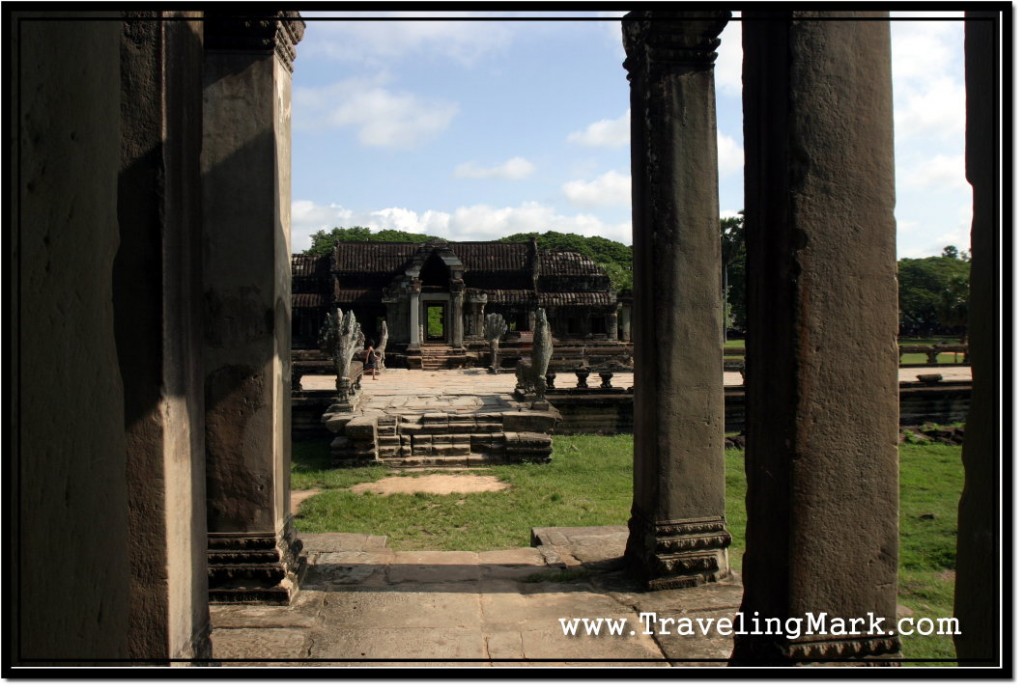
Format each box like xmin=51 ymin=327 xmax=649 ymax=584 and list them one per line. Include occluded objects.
xmin=625 ymin=513 xmax=731 ymax=589
xmin=208 ymin=523 xmax=304 ymax=605
xmin=731 ymin=634 xmax=902 ymax=666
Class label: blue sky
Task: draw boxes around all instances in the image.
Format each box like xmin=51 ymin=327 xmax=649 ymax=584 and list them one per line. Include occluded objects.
xmin=291 ymin=10 xmax=972 ymax=260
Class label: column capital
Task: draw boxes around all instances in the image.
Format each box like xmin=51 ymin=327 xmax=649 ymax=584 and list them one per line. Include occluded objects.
xmin=622 ymin=11 xmax=730 ymax=79
xmin=204 ymin=11 xmax=305 ymax=72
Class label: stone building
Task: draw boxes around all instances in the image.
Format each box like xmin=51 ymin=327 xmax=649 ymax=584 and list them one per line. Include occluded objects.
xmin=11 ymin=9 xmax=1002 ymax=669
xmin=291 ymin=241 xmax=625 ymax=352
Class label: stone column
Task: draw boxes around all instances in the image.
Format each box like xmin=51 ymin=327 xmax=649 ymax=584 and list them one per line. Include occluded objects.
xmin=451 ymin=280 xmax=465 ymax=349
xmin=731 ymin=13 xmax=900 ymax=664
xmin=202 ymin=12 xmax=305 ymax=604
xmin=954 ymin=11 xmax=997 ymax=665
xmin=622 ymin=11 xmax=731 ymax=589
xmin=18 ymin=15 xmax=132 ymax=663
xmin=605 ymin=311 xmax=617 ymax=340
xmin=117 ymin=12 xmax=211 ymax=656
xmin=621 ymin=303 xmax=633 ymax=342
xmin=409 ymin=279 xmax=422 ymax=348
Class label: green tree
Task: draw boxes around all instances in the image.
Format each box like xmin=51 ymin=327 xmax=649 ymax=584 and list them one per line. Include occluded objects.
xmin=304 ymin=226 xmax=447 ymax=257
xmin=898 ymin=251 xmax=971 ymax=337
xmin=498 ymin=230 xmax=634 ymax=293
xmin=720 ymin=213 xmax=746 ymax=335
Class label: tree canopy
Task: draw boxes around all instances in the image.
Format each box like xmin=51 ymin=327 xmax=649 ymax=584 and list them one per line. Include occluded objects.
xmin=499 ymin=230 xmax=633 ymax=293
xmin=303 ymin=226 xmax=636 ymax=293
xmin=720 ymin=213 xmax=746 ymax=333
xmin=898 ymin=249 xmax=971 ymax=338
xmin=304 ymin=226 xmax=445 ymax=256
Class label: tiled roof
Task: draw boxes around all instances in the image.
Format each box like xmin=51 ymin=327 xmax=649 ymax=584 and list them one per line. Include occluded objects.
xmin=291 ymin=254 xmax=330 ymax=277
xmin=332 ymin=243 xmax=420 ymax=274
xmin=335 ymin=288 xmax=384 ymax=304
xmin=539 ymin=250 xmax=603 ymax=276
xmin=292 ymin=293 xmax=328 ymax=308
xmin=482 ymin=289 xmax=535 ymax=305
xmin=538 ymin=291 xmax=617 ymax=307
xmin=454 ymin=242 xmax=531 ymax=273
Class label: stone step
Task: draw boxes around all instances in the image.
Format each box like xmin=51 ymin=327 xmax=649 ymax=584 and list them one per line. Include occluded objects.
xmin=408 ymin=442 xmax=472 ymax=457
xmin=208 ymin=549 xmax=280 ymax=565
xmin=208 ymin=586 xmax=292 ymax=605
xmin=384 ymin=453 xmax=490 ymax=468
xmin=208 ymin=562 xmax=287 ymax=589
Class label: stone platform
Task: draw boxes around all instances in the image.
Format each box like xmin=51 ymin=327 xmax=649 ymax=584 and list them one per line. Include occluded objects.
xmin=314 ymin=371 xmax=563 ymax=467
xmin=210 ymin=528 xmax=741 ymax=666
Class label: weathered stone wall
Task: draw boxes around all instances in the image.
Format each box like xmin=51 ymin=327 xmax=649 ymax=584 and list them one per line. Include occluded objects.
xmin=735 ymin=13 xmax=900 ymax=664
xmin=116 ymin=13 xmax=210 ymax=659
xmin=16 ymin=15 xmax=132 ymax=662
xmin=202 ymin=53 xmax=287 ymax=535
xmin=201 ymin=13 xmax=304 ymax=603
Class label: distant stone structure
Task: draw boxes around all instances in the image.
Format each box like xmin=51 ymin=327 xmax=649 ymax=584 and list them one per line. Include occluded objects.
xmin=291 ymin=240 xmax=630 ymax=366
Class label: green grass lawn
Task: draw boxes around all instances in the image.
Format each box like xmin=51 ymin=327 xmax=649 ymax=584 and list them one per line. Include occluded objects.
xmin=292 ymin=435 xmax=963 ymax=663
xmin=900 ymin=351 xmax=967 ymax=365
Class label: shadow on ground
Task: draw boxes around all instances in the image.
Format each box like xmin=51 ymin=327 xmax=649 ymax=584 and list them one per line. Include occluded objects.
xmin=209 ymin=527 xmax=740 ymax=667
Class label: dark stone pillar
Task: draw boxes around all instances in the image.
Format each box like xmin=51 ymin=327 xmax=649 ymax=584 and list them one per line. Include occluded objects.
xmin=732 ymin=13 xmax=900 ymax=664
xmin=451 ymin=280 xmax=465 ymax=348
xmin=621 ymin=303 xmax=632 ymax=342
xmin=202 ymin=12 xmax=305 ymax=604
xmin=16 ymin=14 xmax=132 ymax=663
xmin=116 ymin=12 xmax=211 ymax=657
xmin=622 ymin=11 xmax=731 ymax=589
xmin=954 ymin=11 xmax=998 ymax=666
xmin=604 ymin=311 xmax=617 ymax=340
xmin=409 ymin=279 xmax=422 ymax=347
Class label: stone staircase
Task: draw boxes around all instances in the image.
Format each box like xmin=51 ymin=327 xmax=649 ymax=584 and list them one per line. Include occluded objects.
xmin=207 ymin=533 xmax=303 ymax=604
xmin=407 ymin=344 xmax=468 ymax=370
xmin=324 ymin=407 xmax=560 ymax=467
xmin=376 ymin=411 xmax=553 ymax=466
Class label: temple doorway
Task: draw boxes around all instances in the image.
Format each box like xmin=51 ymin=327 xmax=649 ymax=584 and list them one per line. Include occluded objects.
xmin=424 ymin=302 xmax=447 ymax=342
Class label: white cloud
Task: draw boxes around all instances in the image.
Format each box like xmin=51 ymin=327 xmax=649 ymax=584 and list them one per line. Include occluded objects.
xmin=598 ymin=10 xmax=628 ymax=51
xmin=290 ymin=199 xmax=633 ymax=248
xmin=718 ymin=133 xmax=744 ymax=176
xmin=715 ymin=15 xmax=743 ymax=95
xmin=902 ymin=153 xmax=967 ymax=190
xmin=893 ymin=75 xmax=966 ymax=142
xmin=294 ymin=75 xmax=458 ymax=148
xmin=568 ymin=110 xmax=630 ymax=148
xmin=449 ymin=203 xmax=632 ymax=243
xmin=300 ymin=13 xmax=515 ymax=67
xmin=453 ymin=157 xmax=535 ymax=180
xmin=890 ymin=18 xmax=961 ymax=81
xmin=890 ymin=19 xmax=966 ymax=144
xmin=562 ymin=171 xmax=632 ymax=208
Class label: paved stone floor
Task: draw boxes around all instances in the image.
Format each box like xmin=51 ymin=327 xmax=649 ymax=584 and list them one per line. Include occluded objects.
xmin=244 ymin=365 xmax=971 ymax=667
xmin=211 ymin=528 xmax=742 ymax=667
